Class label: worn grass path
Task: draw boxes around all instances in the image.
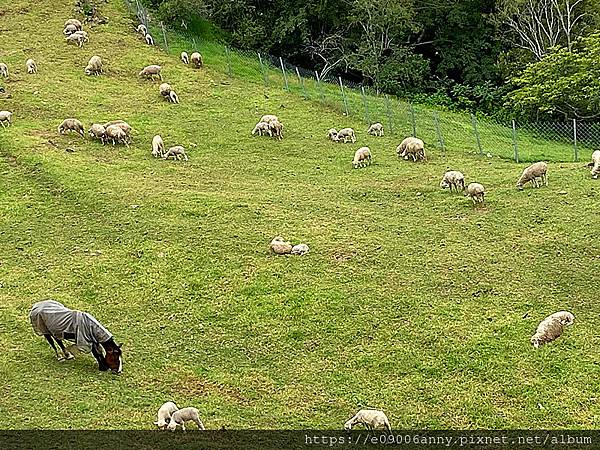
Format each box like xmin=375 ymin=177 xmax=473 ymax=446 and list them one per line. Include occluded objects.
xmin=0 ymin=0 xmax=599 ymax=430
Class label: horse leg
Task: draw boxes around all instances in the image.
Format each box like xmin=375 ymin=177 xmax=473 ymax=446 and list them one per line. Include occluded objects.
xmin=92 ymin=343 xmax=109 ymax=371
xmin=44 ymin=335 xmax=63 ymax=361
xmin=55 ymin=338 xmax=75 ymax=360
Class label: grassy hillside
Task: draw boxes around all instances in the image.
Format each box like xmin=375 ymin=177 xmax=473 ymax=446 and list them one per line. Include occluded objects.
xmin=1 ymin=0 xmax=600 ymax=430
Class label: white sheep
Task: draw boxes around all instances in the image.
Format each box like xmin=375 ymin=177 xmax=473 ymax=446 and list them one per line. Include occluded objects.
xmin=590 ymin=150 xmax=600 ymax=179
xmin=0 ymin=63 xmax=7 ymax=77
xmin=105 ymin=124 xmax=130 ymax=147
xmin=63 ymin=24 xmax=78 ymax=36
xmin=516 ymin=161 xmax=548 ymax=190
xmin=270 ymin=120 xmax=284 ymax=140
xmin=336 ymin=127 xmax=356 ymax=143
xmin=367 ymin=122 xmax=384 ymax=137
xmin=252 ymin=121 xmax=272 ymax=137
xmin=397 ymin=137 xmax=425 ymax=162
xmin=466 ymin=182 xmax=485 ymax=204
xmin=64 ymin=19 xmax=82 ymax=30
xmin=344 ymin=409 xmax=391 ymax=431
xmin=549 ymin=310 xmax=575 ymax=326
xmin=103 ymin=120 xmax=132 ymax=136
xmin=85 ymin=55 xmax=103 ymax=76
xmin=190 ymin=52 xmax=203 ymax=68
xmin=163 ymin=145 xmax=188 ymax=161
xmin=159 ymin=83 xmax=172 ymax=97
xmin=327 ymin=128 xmax=338 ymax=141
xmin=152 ymin=135 xmax=165 ymax=157
xmin=0 ymin=111 xmax=13 ymax=128
xmin=58 ymin=118 xmax=85 ymax=137
xmin=139 ymin=65 xmax=162 ymax=80
xmin=154 ymin=401 xmax=179 ymax=429
xmin=260 ymin=114 xmax=279 ymax=125
xmin=136 ymin=24 xmax=147 ymax=35
xmin=169 ymin=90 xmax=180 ymax=104
xmin=66 ymin=31 xmax=89 ymax=48
xmin=440 ymin=171 xmax=465 ymax=192
xmin=291 ymin=244 xmax=309 ymax=256
xmin=270 ymin=236 xmax=292 ymax=255
xmin=531 ymin=311 xmax=574 ymax=348
xmin=352 ymin=146 xmax=372 ymax=169
xmin=26 ymin=58 xmax=37 ymax=74
xmin=89 ymin=124 xmax=107 ymax=144
xmin=181 ymin=52 xmax=189 ymax=64
xmin=145 ymin=34 xmax=154 ymax=46
xmin=166 ymin=407 xmax=205 ymax=431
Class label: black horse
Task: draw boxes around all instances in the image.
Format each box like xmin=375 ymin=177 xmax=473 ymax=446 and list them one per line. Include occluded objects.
xmin=30 ymin=299 xmax=123 ymax=373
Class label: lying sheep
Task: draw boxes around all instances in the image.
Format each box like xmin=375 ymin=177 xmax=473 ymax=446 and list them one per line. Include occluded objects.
xmin=291 ymin=244 xmax=309 ymax=256
xmin=397 ymin=137 xmax=426 ymax=162
xmin=64 ymin=19 xmax=82 ymax=30
xmin=327 ymin=128 xmax=338 ymax=141
xmin=89 ymin=124 xmax=106 ymax=144
xmin=85 ymin=55 xmax=103 ymax=76
xmin=516 ymin=161 xmax=548 ymax=190
xmin=590 ymin=150 xmax=600 ymax=179
xmin=152 ymin=135 xmax=165 ymax=157
xmin=63 ymin=24 xmax=78 ymax=36
xmin=58 ymin=118 xmax=84 ymax=137
xmin=0 ymin=63 xmax=7 ymax=78
xmin=466 ymin=182 xmax=485 ymax=204
xmin=344 ymin=409 xmax=391 ymax=431
xmin=139 ymin=65 xmax=162 ymax=80
xmin=190 ymin=52 xmax=203 ymax=68
xmin=145 ymin=34 xmax=154 ymax=46
xmin=105 ymin=124 xmax=130 ymax=147
xmin=252 ymin=122 xmax=272 ymax=137
xmin=181 ymin=52 xmax=189 ymax=64
xmin=26 ymin=58 xmax=37 ymax=74
xmin=336 ymin=128 xmax=356 ymax=143
xmin=0 ymin=111 xmax=12 ymax=128
xmin=163 ymin=145 xmax=188 ymax=161
xmin=440 ymin=170 xmax=465 ymax=192
xmin=367 ymin=122 xmax=384 ymax=137
xmin=166 ymin=407 xmax=205 ymax=431
xmin=352 ymin=146 xmax=372 ymax=169
xmin=136 ymin=24 xmax=147 ymax=35
xmin=270 ymin=237 xmax=292 ymax=255
xmin=154 ymin=401 xmax=179 ymax=429
xmin=531 ymin=311 xmax=574 ymax=348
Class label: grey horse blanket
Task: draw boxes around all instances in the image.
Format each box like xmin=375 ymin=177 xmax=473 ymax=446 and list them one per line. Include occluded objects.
xmin=30 ymin=300 xmax=112 ymax=353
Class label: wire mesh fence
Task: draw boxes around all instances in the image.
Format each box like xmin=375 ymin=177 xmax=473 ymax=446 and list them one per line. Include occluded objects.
xmin=124 ymin=0 xmax=600 ymax=163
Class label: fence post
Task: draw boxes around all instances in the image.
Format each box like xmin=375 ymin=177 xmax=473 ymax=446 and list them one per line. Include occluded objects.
xmin=159 ymin=21 xmax=168 ymax=53
xmin=225 ymin=46 xmax=232 ymax=77
xmin=295 ymin=67 xmax=308 ymax=99
xmin=339 ymin=77 xmax=349 ymax=115
xmin=511 ymin=120 xmax=519 ymax=163
xmin=385 ymin=94 xmax=393 ymax=135
xmin=409 ymin=103 xmax=417 ymax=137
xmin=361 ymin=86 xmax=370 ymax=125
xmin=315 ymin=71 xmax=324 ymax=104
xmin=258 ymin=53 xmax=268 ymax=86
xmin=471 ymin=113 xmax=483 ymax=155
xmin=573 ymin=118 xmax=579 ymax=162
xmin=434 ymin=112 xmax=445 ymax=152
xmin=279 ymin=57 xmax=289 ymax=91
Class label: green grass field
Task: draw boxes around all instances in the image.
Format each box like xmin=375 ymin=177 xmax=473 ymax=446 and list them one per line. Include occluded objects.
xmin=1 ymin=0 xmax=600 ymax=430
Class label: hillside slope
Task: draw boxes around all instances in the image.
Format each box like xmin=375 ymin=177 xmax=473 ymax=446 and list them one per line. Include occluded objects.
xmin=1 ymin=0 xmax=599 ymax=429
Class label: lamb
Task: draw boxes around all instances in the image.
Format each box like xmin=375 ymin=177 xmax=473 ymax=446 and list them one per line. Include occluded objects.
xmin=136 ymin=24 xmax=147 ymax=35
xmin=590 ymin=150 xmax=600 ymax=179
xmin=367 ymin=122 xmax=384 ymax=137
xmin=26 ymin=58 xmax=37 ymax=74
xmin=352 ymin=146 xmax=372 ymax=169
xmin=466 ymin=182 xmax=485 ymax=204
xmin=166 ymin=407 xmax=205 ymax=431
xmin=85 ymin=55 xmax=103 ymax=76
xmin=58 ymin=118 xmax=85 ymax=137
xmin=516 ymin=161 xmax=548 ymax=190
xmin=397 ymin=137 xmax=426 ymax=162
xmin=270 ymin=236 xmax=292 ymax=255
xmin=190 ymin=52 xmax=203 ymax=68
xmin=336 ymin=127 xmax=356 ymax=143
xmin=344 ymin=409 xmax=391 ymax=431
xmin=139 ymin=65 xmax=162 ymax=80
xmin=163 ymin=145 xmax=188 ymax=161
xmin=252 ymin=121 xmax=272 ymax=137
xmin=0 ymin=63 xmax=7 ymax=77
xmin=154 ymin=401 xmax=179 ymax=429
xmin=152 ymin=135 xmax=165 ymax=157
xmin=63 ymin=24 xmax=78 ymax=36
xmin=64 ymin=19 xmax=82 ymax=30
xmin=291 ymin=244 xmax=309 ymax=256
xmin=88 ymin=124 xmax=107 ymax=144
xmin=105 ymin=124 xmax=130 ymax=147
xmin=0 ymin=111 xmax=12 ymax=128
xmin=181 ymin=51 xmax=189 ymax=64
xmin=530 ymin=311 xmax=575 ymax=348
xmin=440 ymin=170 xmax=465 ymax=192
xmin=327 ymin=128 xmax=338 ymax=141
xmin=145 ymin=34 xmax=154 ymax=46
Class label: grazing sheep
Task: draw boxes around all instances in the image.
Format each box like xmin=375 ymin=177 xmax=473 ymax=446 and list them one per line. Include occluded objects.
xmin=531 ymin=311 xmax=574 ymax=348
xmin=105 ymin=124 xmax=129 ymax=147
xmin=352 ymin=146 xmax=372 ymax=169
xmin=166 ymin=407 xmax=205 ymax=432
xmin=103 ymin=120 xmax=132 ymax=136
xmin=58 ymin=118 xmax=85 ymax=137
xmin=590 ymin=150 xmax=600 ymax=179
xmin=516 ymin=161 xmax=548 ymax=190
xmin=136 ymin=24 xmax=147 ymax=35
xmin=84 ymin=55 xmax=103 ymax=76
xmin=181 ymin=52 xmax=189 ymax=64
xmin=466 ymin=182 xmax=485 ymax=204
xmin=270 ymin=120 xmax=284 ymax=140
xmin=88 ymin=124 xmax=107 ymax=144
xmin=26 ymin=59 xmax=37 ymax=74
xmin=139 ymin=65 xmax=162 ymax=80
xmin=190 ymin=52 xmax=203 ymax=68
xmin=64 ymin=19 xmax=82 ymax=30
xmin=0 ymin=111 xmax=12 ymax=128
xmin=66 ymin=31 xmax=89 ymax=48
xmin=168 ymin=91 xmax=179 ymax=104
xmin=397 ymin=137 xmax=426 ymax=162
xmin=163 ymin=145 xmax=188 ymax=161
xmin=440 ymin=171 xmax=465 ymax=192
xmin=270 ymin=237 xmax=292 ymax=255
xmin=152 ymin=135 xmax=165 ymax=158
xmin=291 ymin=244 xmax=309 ymax=256
xmin=159 ymin=83 xmax=172 ymax=97
xmin=336 ymin=127 xmax=356 ymax=143
xmin=252 ymin=121 xmax=272 ymax=137
xmin=367 ymin=122 xmax=384 ymax=137
xmin=154 ymin=401 xmax=179 ymax=429
xmin=327 ymin=128 xmax=338 ymax=141
xmin=260 ymin=114 xmax=279 ymax=125
xmin=0 ymin=63 xmax=7 ymax=77
xmin=344 ymin=409 xmax=391 ymax=431
xmin=63 ymin=24 xmax=78 ymax=36
xmin=145 ymin=34 xmax=154 ymax=46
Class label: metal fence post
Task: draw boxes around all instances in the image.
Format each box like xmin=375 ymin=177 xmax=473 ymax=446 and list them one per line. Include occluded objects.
xmin=361 ymin=86 xmax=370 ymax=125
xmin=471 ymin=113 xmax=483 ymax=155
xmin=573 ymin=118 xmax=579 ymax=162
xmin=279 ymin=57 xmax=289 ymax=91
xmin=434 ymin=112 xmax=445 ymax=152
xmin=384 ymin=94 xmax=394 ymax=135
xmin=295 ymin=67 xmax=308 ymax=98
xmin=315 ymin=71 xmax=324 ymax=104
xmin=258 ymin=53 xmax=268 ymax=86
xmin=225 ymin=46 xmax=232 ymax=77
xmin=511 ymin=120 xmax=519 ymax=163
xmin=409 ymin=103 xmax=417 ymax=137
xmin=160 ymin=21 xmax=168 ymax=53
xmin=339 ymin=77 xmax=349 ymax=115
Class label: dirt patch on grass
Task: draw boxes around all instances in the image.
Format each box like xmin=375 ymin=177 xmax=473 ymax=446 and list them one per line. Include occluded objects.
xmin=173 ymin=375 xmax=250 ymax=406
